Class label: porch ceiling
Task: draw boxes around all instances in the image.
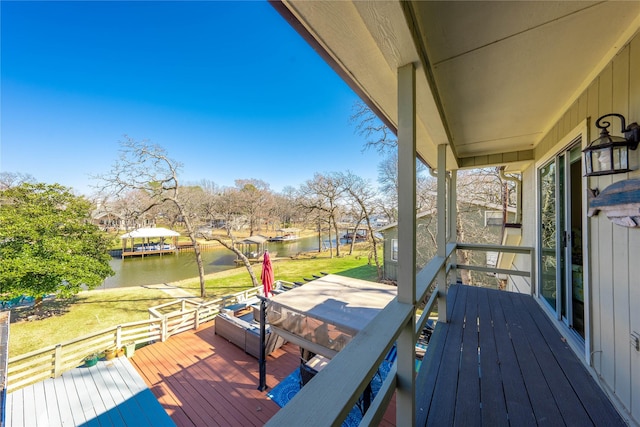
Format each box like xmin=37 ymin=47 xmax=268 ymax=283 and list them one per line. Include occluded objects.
xmin=274 ymin=1 xmax=640 ymax=170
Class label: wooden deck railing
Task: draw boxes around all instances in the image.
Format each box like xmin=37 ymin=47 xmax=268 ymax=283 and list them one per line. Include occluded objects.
xmin=6 ymin=286 xmax=264 ymax=393
xmin=267 ymin=243 xmax=534 ymax=426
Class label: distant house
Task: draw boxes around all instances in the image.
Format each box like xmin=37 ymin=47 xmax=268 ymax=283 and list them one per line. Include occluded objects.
xmin=91 ymin=206 xmax=156 ymax=231
xmin=379 ymin=201 xmax=515 ymax=284
xmin=91 ymin=209 xmax=124 ymax=231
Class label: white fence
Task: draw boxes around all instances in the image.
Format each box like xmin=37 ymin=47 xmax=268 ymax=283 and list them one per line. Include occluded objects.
xmin=7 ymin=286 xmax=263 ymax=393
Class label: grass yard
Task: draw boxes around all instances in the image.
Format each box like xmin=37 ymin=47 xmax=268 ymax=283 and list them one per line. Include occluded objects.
xmin=9 ymin=247 xmax=383 ymax=356
xmin=177 ymin=248 xmax=381 ymax=298
xmin=9 ymin=287 xmax=171 ymax=357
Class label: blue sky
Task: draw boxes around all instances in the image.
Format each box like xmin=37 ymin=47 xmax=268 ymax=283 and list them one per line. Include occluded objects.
xmin=1 ymin=1 xmax=384 ymax=195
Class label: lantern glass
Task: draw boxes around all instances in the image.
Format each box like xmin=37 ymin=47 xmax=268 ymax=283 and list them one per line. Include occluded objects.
xmin=612 ymin=145 xmax=628 ymax=171
xmin=591 ymin=146 xmax=611 ymax=174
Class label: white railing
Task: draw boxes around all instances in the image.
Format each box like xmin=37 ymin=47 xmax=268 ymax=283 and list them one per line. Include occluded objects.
xmin=266 ymin=243 xmax=533 ymax=426
xmin=7 ymin=319 xmax=161 ymax=392
xmin=7 ymin=286 xmax=264 ymax=392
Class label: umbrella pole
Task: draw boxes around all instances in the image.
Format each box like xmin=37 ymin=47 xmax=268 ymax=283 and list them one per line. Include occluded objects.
xmin=257 ymin=296 xmax=267 ymax=391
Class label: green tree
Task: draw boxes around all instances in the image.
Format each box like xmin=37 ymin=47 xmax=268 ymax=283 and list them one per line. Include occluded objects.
xmin=0 ymin=183 xmax=114 ymax=301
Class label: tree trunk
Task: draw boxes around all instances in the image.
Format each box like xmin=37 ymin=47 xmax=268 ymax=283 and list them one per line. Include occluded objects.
xmin=333 ymin=217 xmax=340 ymax=257
xmin=327 ymin=218 xmax=334 ymax=258
xmin=206 ymin=236 xmax=260 ymax=288
xmin=456 ymin=212 xmax=472 ymax=284
xmin=190 ymin=234 xmax=207 ymax=298
xmin=364 ymin=218 xmax=382 ymax=280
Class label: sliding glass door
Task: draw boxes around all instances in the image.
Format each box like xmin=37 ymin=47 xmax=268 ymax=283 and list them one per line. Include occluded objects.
xmin=538 ymin=141 xmax=584 ymax=339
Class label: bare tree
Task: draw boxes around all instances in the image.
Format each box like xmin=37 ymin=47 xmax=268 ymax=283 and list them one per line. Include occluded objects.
xmin=234 ymin=179 xmax=273 ymax=236
xmin=298 ymin=173 xmax=345 ymax=257
xmin=351 ymin=100 xmax=397 ymax=154
xmin=103 ymin=189 xmax=156 ymax=231
xmin=94 ymin=137 xmax=209 ymax=297
xmin=0 ymin=172 xmax=36 ymax=190
xmin=352 ymin=101 xmax=514 ymax=286
xmin=199 ymin=186 xmax=261 ymax=288
xmin=340 ymin=172 xmax=383 ymax=279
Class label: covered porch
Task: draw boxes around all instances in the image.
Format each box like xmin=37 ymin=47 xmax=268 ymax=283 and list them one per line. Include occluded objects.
xmin=266 ymin=241 xmax=624 ymax=426
xmin=267 ymin=1 xmax=640 ymax=425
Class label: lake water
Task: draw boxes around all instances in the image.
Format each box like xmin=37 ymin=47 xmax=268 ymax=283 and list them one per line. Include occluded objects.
xmin=101 ymin=234 xmax=345 ymax=288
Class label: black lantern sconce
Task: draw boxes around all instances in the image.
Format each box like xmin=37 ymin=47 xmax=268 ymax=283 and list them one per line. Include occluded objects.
xmin=583 ymin=113 xmax=640 ymax=176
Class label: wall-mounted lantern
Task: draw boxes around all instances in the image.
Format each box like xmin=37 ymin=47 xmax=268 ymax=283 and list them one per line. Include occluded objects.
xmin=583 ymin=113 xmax=640 ymax=176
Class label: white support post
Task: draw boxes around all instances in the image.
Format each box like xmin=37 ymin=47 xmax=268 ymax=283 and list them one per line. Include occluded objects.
xmin=448 ymin=170 xmax=458 ymax=284
xmin=162 ymin=316 xmax=168 ymax=342
xmin=437 ymin=144 xmax=448 ymax=323
xmin=116 ymin=325 xmax=122 ymax=349
xmin=396 ymin=62 xmax=416 ymax=427
xmin=54 ymin=344 xmax=62 ymax=377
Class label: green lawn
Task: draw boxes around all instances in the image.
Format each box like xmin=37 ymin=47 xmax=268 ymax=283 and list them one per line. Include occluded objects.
xmin=9 ymin=248 xmax=382 ymax=357
xmin=9 ymin=287 xmax=172 ymax=357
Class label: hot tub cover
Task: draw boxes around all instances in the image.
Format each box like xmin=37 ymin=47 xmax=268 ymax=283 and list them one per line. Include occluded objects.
xmin=266 ymin=274 xmax=397 ymax=358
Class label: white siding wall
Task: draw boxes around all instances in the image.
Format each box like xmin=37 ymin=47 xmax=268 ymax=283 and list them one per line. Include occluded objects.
xmin=513 ymin=32 xmax=640 ymax=423
xmin=508 ymin=166 xmax=535 ymax=295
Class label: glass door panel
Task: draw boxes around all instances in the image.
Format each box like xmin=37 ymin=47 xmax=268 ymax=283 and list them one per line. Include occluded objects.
xmin=559 ymin=154 xmax=567 ymax=318
xmin=569 ymin=146 xmax=585 ymax=338
xmin=539 ymin=160 xmax=557 ymax=308
xmin=538 ymin=141 xmax=585 ymax=340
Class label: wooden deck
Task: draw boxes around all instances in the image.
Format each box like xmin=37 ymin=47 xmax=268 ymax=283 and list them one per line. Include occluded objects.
xmin=5 ymin=356 xmax=173 ymax=427
xmin=129 ymin=320 xmax=300 ymax=426
xmin=130 ymin=318 xmax=396 ymax=426
xmin=416 ymin=285 xmax=625 ymax=426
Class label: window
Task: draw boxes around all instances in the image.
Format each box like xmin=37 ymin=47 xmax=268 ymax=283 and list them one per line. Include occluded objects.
xmin=484 ymin=211 xmax=503 ymax=226
xmin=391 ymin=239 xmax=398 ymax=261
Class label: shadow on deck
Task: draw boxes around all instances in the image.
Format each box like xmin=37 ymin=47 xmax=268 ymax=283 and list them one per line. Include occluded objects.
xmin=416 ymin=285 xmax=625 ymax=426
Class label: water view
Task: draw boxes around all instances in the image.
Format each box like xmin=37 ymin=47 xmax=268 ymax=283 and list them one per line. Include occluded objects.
xmin=101 ymin=235 xmax=342 ymax=288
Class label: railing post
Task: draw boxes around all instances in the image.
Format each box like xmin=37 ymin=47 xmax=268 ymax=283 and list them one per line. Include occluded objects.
xmin=437 ymin=143 xmax=448 ymax=322
xmin=181 ymin=299 xmax=186 ymax=312
xmin=53 ymin=344 xmax=62 ymax=378
xmin=258 ymin=296 xmax=267 ymax=391
xmin=116 ymin=325 xmax=122 ymax=349
xmin=530 ymin=248 xmax=536 ymax=296
xmin=162 ymin=316 xmax=168 ymax=342
xmin=194 ymin=308 xmax=200 ymax=330
xmin=397 ymin=62 xmax=416 ymax=427
xmin=448 ymin=169 xmax=458 ymax=284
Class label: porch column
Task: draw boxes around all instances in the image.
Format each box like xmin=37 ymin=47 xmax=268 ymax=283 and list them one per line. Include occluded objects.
xmin=437 ymin=144 xmax=448 ymax=322
xmin=397 ymin=62 xmax=416 ymax=426
xmin=448 ymin=169 xmax=457 ymax=283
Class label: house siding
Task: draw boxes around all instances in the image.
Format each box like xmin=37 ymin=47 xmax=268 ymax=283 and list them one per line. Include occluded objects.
xmin=516 ymin=32 xmax=640 ymax=424
xmin=382 ymin=227 xmax=399 ymax=281
xmin=509 ymin=166 xmax=534 ymax=295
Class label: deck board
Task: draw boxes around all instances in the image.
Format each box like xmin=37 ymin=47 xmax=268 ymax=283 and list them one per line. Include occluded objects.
xmin=426 ymin=284 xmax=468 ymax=426
xmin=508 ymin=289 xmax=592 ymax=425
xmin=6 ymin=357 xmax=174 ymax=427
xmin=416 ymin=285 xmax=626 ymax=426
xmin=454 ymin=286 xmax=480 ymax=427
xmin=87 ymin=361 xmax=125 ymax=427
xmin=477 ymin=287 xmax=508 ymax=427
xmin=498 ymin=290 xmax=565 ymax=425
xmin=487 ymin=285 xmax=535 ymax=427
xmin=70 ymin=366 xmax=101 ymax=427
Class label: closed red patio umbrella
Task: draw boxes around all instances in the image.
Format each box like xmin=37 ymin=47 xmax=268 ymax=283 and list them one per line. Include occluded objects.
xmin=261 ymin=250 xmax=274 ymax=298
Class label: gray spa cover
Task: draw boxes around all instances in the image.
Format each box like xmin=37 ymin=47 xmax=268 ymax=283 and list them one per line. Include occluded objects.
xmin=265 ymin=274 xmax=397 ymax=357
